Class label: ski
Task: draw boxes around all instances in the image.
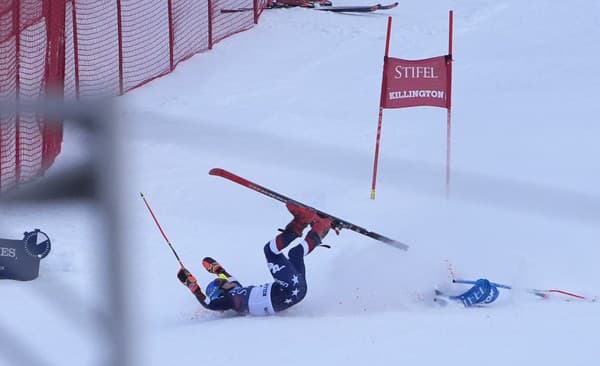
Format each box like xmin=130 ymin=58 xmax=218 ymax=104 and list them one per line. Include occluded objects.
xmin=315 ymin=2 xmax=398 ymax=13
xmin=315 ymin=4 xmax=378 ymax=12
xmin=203 ymin=257 xmax=233 ymax=281
xmin=271 ymin=0 xmax=332 ymax=8
xmin=222 ymin=0 xmax=321 ymax=12
xmin=209 ymin=168 xmax=409 ymax=251
xmin=527 ymin=288 xmax=595 ymax=301
xmin=222 ymin=1 xmax=395 ymax=13
xmin=221 ymin=7 xmax=253 ymax=13
xmin=177 ymin=268 xmax=211 ymax=308
xmin=378 ymin=2 xmax=399 ymax=10
xmin=203 ymin=257 xmax=243 ymax=288
xmin=221 ymin=4 xmax=314 ymax=12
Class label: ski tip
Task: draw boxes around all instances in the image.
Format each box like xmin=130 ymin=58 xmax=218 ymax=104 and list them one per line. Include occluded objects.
xmin=208 ymin=168 xmax=222 ymax=176
xmin=139 ymin=192 xmax=145 ymax=198
xmin=385 ymin=239 xmax=409 ymax=251
xmin=202 ymin=257 xmax=216 ymax=270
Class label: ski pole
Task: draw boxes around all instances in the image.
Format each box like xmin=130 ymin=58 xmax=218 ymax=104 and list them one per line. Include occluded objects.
xmin=453 ymin=279 xmax=590 ymax=300
xmin=454 ymin=279 xmax=547 ymax=298
xmin=140 ymin=192 xmax=185 ymax=268
xmin=140 ymin=193 xmax=212 ymax=308
xmin=453 ymin=279 xmax=512 ymax=290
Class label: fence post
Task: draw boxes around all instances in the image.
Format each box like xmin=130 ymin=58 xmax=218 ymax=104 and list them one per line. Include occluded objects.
xmin=208 ymin=0 xmax=213 ymax=50
xmin=13 ymin=0 xmax=21 ymax=184
xmin=42 ymin=0 xmax=66 ymax=171
xmin=116 ymin=0 xmax=124 ymax=95
xmin=167 ymin=0 xmax=175 ymax=71
xmin=253 ymin=0 xmax=258 ymax=24
xmin=71 ymin=0 xmax=80 ymax=99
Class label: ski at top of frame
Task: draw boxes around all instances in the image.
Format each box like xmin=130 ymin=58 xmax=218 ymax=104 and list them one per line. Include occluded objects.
xmin=222 ymin=2 xmax=399 ymax=14
xmin=315 ymin=2 xmax=399 ymax=13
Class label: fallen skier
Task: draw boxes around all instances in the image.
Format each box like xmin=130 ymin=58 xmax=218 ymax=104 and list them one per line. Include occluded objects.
xmin=177 ymin=202 xmax=333 ymax=315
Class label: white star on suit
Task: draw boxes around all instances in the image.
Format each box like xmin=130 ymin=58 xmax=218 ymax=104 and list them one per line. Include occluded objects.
xmin=284 ymin=298 xmax=293 ymax=304
xmin=291 ymin=288 xmax=300 ymax=297
xmin=292 ymin=275 xmax=299 ymax=285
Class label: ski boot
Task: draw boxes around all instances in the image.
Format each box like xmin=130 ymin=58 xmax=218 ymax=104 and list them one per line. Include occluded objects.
xmin=285 ymin=202 xmax=317 ymax=236
xmin=310 ymin=214 xmax=333 ymax=239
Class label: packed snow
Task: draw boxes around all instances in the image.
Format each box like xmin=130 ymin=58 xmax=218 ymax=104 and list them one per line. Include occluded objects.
xmin=2 ymin=1 xmax=599 ymax=365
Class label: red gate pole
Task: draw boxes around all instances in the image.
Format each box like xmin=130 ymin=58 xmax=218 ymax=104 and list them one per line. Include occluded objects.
xmin=370 ymin=16 xmax=392 ymax=200
xmin=445 ymin=10 xmax=454 ymax=197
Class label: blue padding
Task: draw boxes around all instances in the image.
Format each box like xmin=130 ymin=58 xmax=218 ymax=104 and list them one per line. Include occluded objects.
xmin=482 ymin=283 xmax=499 ymax=304
xmin=449 ymin=279 xmax=501 ymax=307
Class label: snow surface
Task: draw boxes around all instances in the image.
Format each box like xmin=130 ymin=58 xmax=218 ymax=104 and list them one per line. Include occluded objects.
xmin=2 ymin=0 xmax=600 ymax=365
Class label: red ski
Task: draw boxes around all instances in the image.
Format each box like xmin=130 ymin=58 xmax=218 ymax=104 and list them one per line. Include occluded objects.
xmin=209 ymin=168 xmax=409 ymax=251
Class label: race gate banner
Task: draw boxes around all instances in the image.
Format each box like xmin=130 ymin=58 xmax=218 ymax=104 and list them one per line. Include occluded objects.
xmin=382 ymin=55 xmax=451 ymax=109
xmin=370 ymin=13 xmax=454 ymax=200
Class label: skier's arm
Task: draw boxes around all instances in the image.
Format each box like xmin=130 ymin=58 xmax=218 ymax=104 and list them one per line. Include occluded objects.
xmin=205 ymin=293 xmax=236 ymax=311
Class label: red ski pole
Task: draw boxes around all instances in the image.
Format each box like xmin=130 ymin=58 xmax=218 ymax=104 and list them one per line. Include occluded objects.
xmin=140 ymin=193 xmax=210 ymax=306
xmin=140 ymin=192 xmax=185 ymax=268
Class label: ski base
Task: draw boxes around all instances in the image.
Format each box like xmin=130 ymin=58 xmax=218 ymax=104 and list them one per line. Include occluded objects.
xmin=209 ymin=168 xmax=409 ymax=251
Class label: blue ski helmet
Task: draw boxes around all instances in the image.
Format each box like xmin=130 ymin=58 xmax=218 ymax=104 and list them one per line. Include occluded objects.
xmin=206 ymin=279 xmax=225 ymax=301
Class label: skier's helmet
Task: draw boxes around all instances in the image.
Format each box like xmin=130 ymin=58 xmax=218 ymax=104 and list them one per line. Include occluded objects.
xmin=206 ymin=279 xmax=225 ymax=301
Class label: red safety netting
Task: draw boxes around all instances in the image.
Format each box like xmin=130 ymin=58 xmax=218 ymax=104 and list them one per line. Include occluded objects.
xmin=65 ymin=0 xmax=267 ymax=98
xmin=171 ymin=0 xmax=210 ymax=66
xmin=66 ymin=1 xmax=120 ymax=97
xmin=121 ymin=0 xmax=171 ymax=92
xmin=211 ymin=0 xmax=254 ymax=44
xmin=2 ymin=0 xmax=269 ymax=192
xmin=0 ymin=0 xmax=63 ymax=193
